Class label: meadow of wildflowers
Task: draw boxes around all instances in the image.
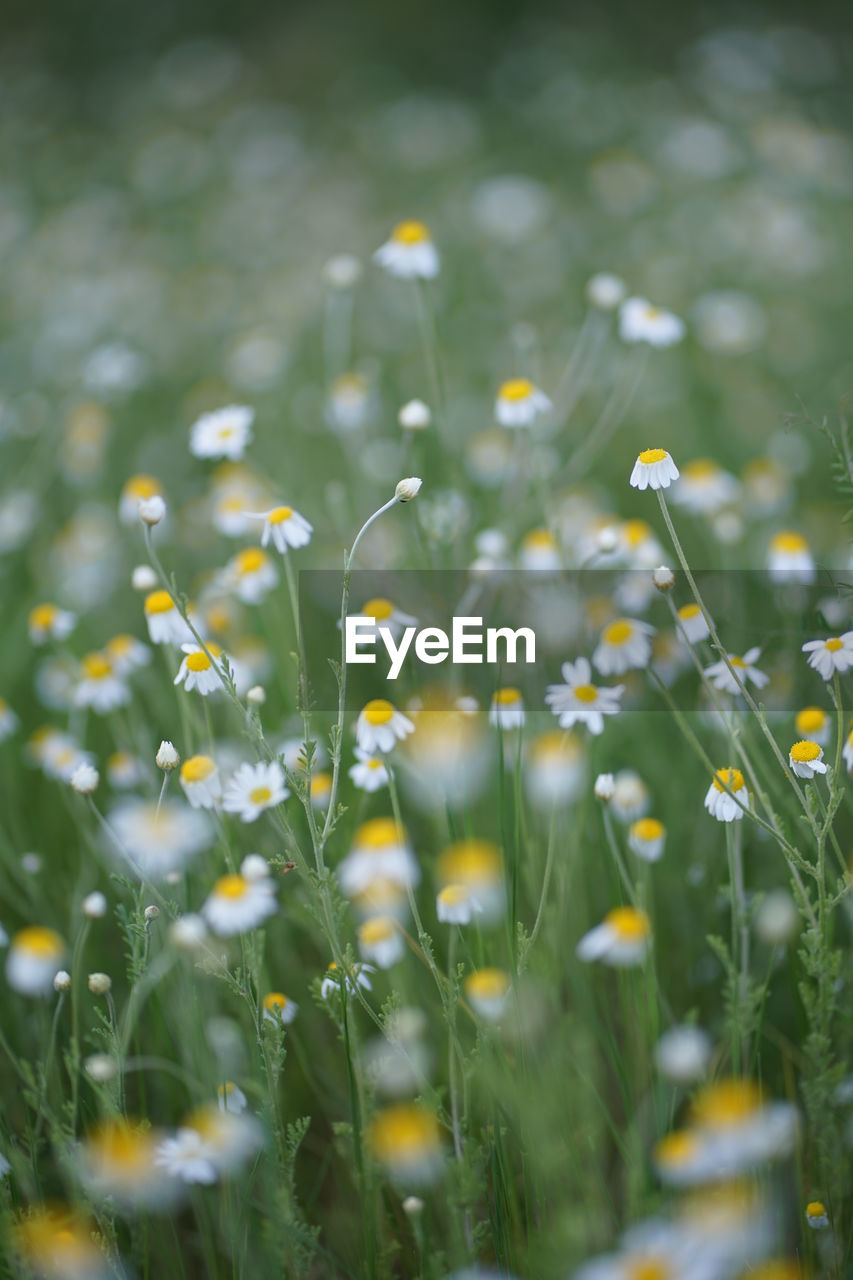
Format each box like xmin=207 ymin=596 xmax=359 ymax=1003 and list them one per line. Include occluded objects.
xmin=1 ymin=2 xmax=852 ymax=1276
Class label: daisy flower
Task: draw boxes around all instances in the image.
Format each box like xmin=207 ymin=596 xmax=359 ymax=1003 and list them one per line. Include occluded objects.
xmin=843 ymin=729 xmax=853 ymax=773
xmin=586 ymin=272 xmax=627 ymax=310
xmin=805 ymin=1201 xmax=829 ymax=1230
xmin=217 ymin=1082 xmax=248 ymax=1114
xmin=545 ymin=657 xmax=624 ymax=735
xmin=28 ymin=602 xmax=77 ymax=645
xmin=524 ymin=730 xmax=587 ymax=809
xmin=181 ymin=1106 xmax=264 ymax=1177
xmin=79 ymin=1118 xmax=175 ymax=1209
xmin=489 ymin=687 xmax=525 ymax=730
xmin=320 ymin=961 xmax=375 ymax=999
xmin=223 ymin=760 xmax=288 ymax=822
xmin=629 ymin=448 xmax=680 ymax=492
xmin=202 ymin=873 xmax=277 ymax=936
xmin=704 ymin=647 xmax=769 ymax=694
xmin=155 ymin=1129 xmax=218 ymax=1185
xmin=654 ymin=1025 xmax=712 ymax=1084
xmin=676 ymin=602 xmax=711 ymax=644
xmin=788 ymin=740 xmax=827 ymax=779
xmin=107 ymin=799 xmax=213 ymax=879
xmin=704 ymin=768 xmax=749 ymax=822
xmin=119 ymin=474 xmax=164 ymax=525
xmin=355 ymin=699 xmax=415 ymax=754
xmin=767 ymin=531 xmax=815 ymax=584
xmin=609 ymin=771 xmax=651 ymax=822
xmin=670 ymin=458 xmax=740 ymax=514
xmin=326 ymin=371 xmax=371 ymax=433
xmin=174 ymin=642 xmax=227 ymax=696
xmin=576 ymin=906 xmax=652 ymax=967
xmin=794 ymin=706 xmax=831 ymax=746
xmin=190 ymin=405 xmax=254 ymax=461
xmin=104 ymin=633 xmax=151 ymax=676
xmin=464 ymin=968 xmax=510 ymax=1022
xmin=519 ymin=528 xmax=562 ymax=572
xmin=374 ymin=220 xmax=439 ymax=280
xmin=262 ymin=991 xmax=298 ymax=1025
xmin=592 ymin=618 xmax=656 ymax=676
xmin=436 ymin=883 xmax=480 ymax=925
xmin=494 ymin=378 xmax=552 ymax=428
xmin=6 ymin=926 xmax=66 ymax=996
xmin=349 ymin=748 xmax=390 ymax=792
xmin=0 ymin=698 xmax=20 ymax=742
xmin=310 ymin=772 xmax=332 ymax=809
xmin=436 ymin=839 xmax=505 ymax=924
xmin=143 ymin=590 xmax=195 ymax=646
xmin=802 ymin=632 xmax=853 ymax=680
xmin=368 ymin=1103 xmax=443 ymax=1186
xmin=226 ymin=547 xmax=279 ymax=604
xmin=619 ymin=297 xmax=686 ymax=347
xmin=628 ymin=817 xmax=666 ymax=862
xmin=179 ymin=755 xmax=222 ymax=809
xmin=74 ymin=653 xmax=131 ymax=714
xmin=358 ymin=916 xmax=405 ymax=969
xmin=398 ymin=399 xmax=431 ymax=430
xmin=10 ymin=1205 xmax=111 ymax=1279
xmin=337 ymin=817 xmax=419 ymax=897
xmin=351 ymin=598 xmax=418 ymax=643
xmin=246 ymin=504 xmax=313 ymax=554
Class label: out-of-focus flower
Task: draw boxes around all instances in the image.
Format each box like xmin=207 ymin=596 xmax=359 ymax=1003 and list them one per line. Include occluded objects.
xmin=74 ymin=653 xmax=130 ymax=715
xmin=79 ymin=1118 xmax=174 ymax=1209
xmin=805 ymin=1200 xmax=829 ymax=1229
xmin=628 ymin=817 xmax=666 ymax=862
xmin=524 ymin=730 xmax=587 ymax=809
xmin=704 ymin=768 xmax=750 ymax=822
xmin=348 ymin=748 xmax=390 ymax=792
xmin=202 ymin=873 xmax=276 ymax=936
xmin=179 ymin=755 xmax=222 ymax=809
xmin=358 ymin=916 xmax=405 ymax=968
xmin=619 ymin=297 xmax=685 ymax=346
xmin=262 ymin=991 xmax=298 ymax=1025
xmin=398 ymin=399 xmax=431 ymax=430
xmin=586 ymin=272 xmax=627 ymax=310
xmin=489 ymin=686 xmax=525 ymax=730
xmin=337 ymin=818 xmax=419 ymax=898
xmin=6 ymin=927 xmax=66 ymax=996
xmin=225 ymin=547 xmax=279 ymax=604
xmin=368 ymin=1103 xmax=443 ymax=1185
xmin=374 ymin=221 xmax=439 ymax=280
xmin=802 ymin=632 xmax=853 ymax=679
xmin=670 ymin=459 xmax=740 ymax=514
xmin=355 ymin=700 xmax=415 ymax=754
xmin=190 ymin=405 xmax=254 ymax=461
xmin=767 ymin=531 xmax=815 ymax=584
xmin=436 ymin=839 xmax=504 ymax=923
xmin=144 ymin=591 xmax=195 ymax=646
xmin=676 ymin=603 xmax=711 ymax=644
xmin=119 ymin=475 xmax=164 ymax=525
xmin=222 ymin=761 xmax=288 ymax=823
xmin=704 ymin=648 xmax=769 ymax=694
xmin=28 ymin=603 xmax=77 ymax=646
xmin=576 ymin=907 xmax=652 ymax=967
xmin=655 ymin=1025 xmax=712 ymax=1083
xmin=464 ymin=968 xmax=510 ymax=1021
xmin=494 ymin=378 xmax=551 ymax=428
xmin=107 ymin=799 xmax=213 ymax=879
xmin=10 ymin=1204 xmax=112 ymax=1279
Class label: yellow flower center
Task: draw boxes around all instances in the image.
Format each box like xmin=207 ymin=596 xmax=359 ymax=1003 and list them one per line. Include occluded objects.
xmin=654 ymin=1129 xmax=700 ymax=1167
xmin=790 ymin=739 xmax=821 ymax=763
xmin=438 ymin=839 xmax=503 ymax=886
xmin=631 ymin=818 xmax=664 ymax=841
xmin=268 ymin=506 xmax=293 ymax=524
xmin=604 ymin=906 xmax=651 ymax=942
xmin=499 ymin=377 xmax=534 ymax=401
xmin=29 ymin=603 xmax=58 ymax=629
xmin=87 ymin=1120 xmax=155 ymax=1172
xmin=730 ymin=655 xmax=746 ymax=668
xmin=215 ymin=874 xmax=249 ymax=900
xmin=145 ymin=590 xmax=174 ymax=615
xmin=677 ymin=603 xmax=701 ymax=620
xmin=363 ymin=699 xmax=395 ymax=726
xmin=493 ymin=687 xmax=521 ymax=705
xmin=795 ymin=707 xmax=826 ymax=734
xmin=622 ymin=519 xmax=651 ymax=548
xmin=354 ymin=817 xmax=406 ymax=849
xmin=771 ymin=531 xmax=807 ymax=553
xmin=15 ymin=926 xmax=64 ymax=958
xmin=573 ymin=684 xmax=598 ymax=703
xmin=248 ymin=786 xmax=273 ymax=806
xmin=464 ymin=968 xmax=509 ymax=1000
xmin=311 ymin=773 xmax=331 ymax=797
xmin=602 ymin=619 xmax=633 ymax=645
xmin=713 ymin=767 xmax=745 ymax=793
xmin=362 ymin=597 xmax=394 ymax=620
xmin=369 ymin=1105 xmax=439 ymax=1158
xmin=125 ymin=475 xmax=160 ymax=499
xmin=264 ymin=991 xmax=289 ymax=1012
xmin=236 ymin=548 xmax=266 ymax=575
xmin=529 ymin=730 xmax=582 ymax=762
xmin=186 ymin=652 xmax=212 ymax=673
xmin=628 ymin=1261 xmax=670 ymax=1280
xmin=107 ymin=635 xmax=133 ymax=657
xmin=367 ymin=758 xmax=384 ymax=771
xmin=523 ymin=528 xmax=557 ymax=550
xmin=391 ymin=220 xmax=429 ymax=245
xmin=683 ymin=458 xmax=719 ymax=479
xmin=81 ymin=653 xmax=112 ymax=680
xmin=825 ymin=637 xmax=843 ymax=652
xmin=691 ymin=1078 xmax=762 ymax=1127
xmin=359 ymin=917 xmax=395 ymax=944
xmin=638 ymin=448 xmax=667 ymax=464
xmin=806 ymin=1201 xmax=826 ymax=1217
xmin=181 ymin=755 xmax=216 ymax=783
xmin=438 ymin=883 xmax=469 ymax=907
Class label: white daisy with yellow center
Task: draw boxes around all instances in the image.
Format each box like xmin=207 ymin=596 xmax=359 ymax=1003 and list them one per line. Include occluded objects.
xmin=28 ymin=602 xmax=77 ymax=645
xmin=107 ymin=798 xmax=213 ymax=878
xmin=805 ymin=1201 xmax=829 ymax=1230
xmin=351 ymin=597 xmax=418 ymax=644
xmin=524 ymin=730 xmax=587 ymax=809
xmin=489 ymin=686 xmax=525 ymax=730
xmin=155 ymin=1128 xmax=218 ymax=1186
xmin=628 ymin=817 xmax=666 ymax=862
xmin=676 ymin=602 xmax=711 ymax=644
xmin=436 ymin=839 xmax=505 ymax=924
xmin=494 ymin=377 xmax=552 ymax=428
xmin=355 ymin=699 xmax=415 ymax=755
xmin=107 ymin=750 xmax=146 ymax=789
xmin=190 ymin=405 xmax=254 ymax=461
xmin=226 ymin=546 xmax=279 ymax=605
xmin=670 ymin=457 xmax=740 ymax=514
xmin=326 ymin=371 xmax=371 ymax=433
xmin=348 ymin=748 xmax=390 ymax=793
xmin=629 ymin=448 xmax=680 ymax=492
xmin=704 ymin=647 xmax=769 ymax=695
xmin=143 ymin=589 xmax=195 ymax=646
xmin=217 ymin=1081 xmax=248 ymax=1114
xmin=179 ymin=755 xmax=222 ymax=809
xmin=368 ymin=1103 xmax=443 ymax=1185
xmin=704 ymin=768 xmax=749 ymax=823
xmin=0 ymin=698 xmax=19 ymax=743
xmin=182 ymin=1104 xmax=264 ymax=1176
xmin=119 ymin=473 xmax=164 ymax=524
xmin=519 ymin=527 xmax=562 ymax=572
xmin=202 ymin=872 xmax=277 ymax=936
xmin=262 ymin=990 xmax=298 ymax=1025
xmin=337 ymin=817 xmax=419 ymax=898
xmin=374 ymin=220 xmax=439 ymax=280
xmin=310 ymin=771 xmax=332 ymax=809
xmin=618 ymin=517 xmax=666 ymax=568
xmin=79 ymin=1118 xmax=174 ymax=1208
xmin=6 ymin=926 xmax=66 ymax=996
xmin=74 ymin=651 xmax=131 ymax=714
xmin=843 ymin=729 xmax=853 ymax=774
xmin=105 ymin=632 xmax=151 ymax=675
xmin=593 ymin=618 xmax=656 ymax=676
xmin=545 ymin=657 xmax=624 ymax=735
xmin=10 ymin=1205 xmax=109 ymax=1278
xmin=464 ymin=968 xmax=510 ymax=1021
xmin=610 ymin=770 xmax=651 ymax=823
xmin=223 ymin=760 xmax=289 ymax=823
xmin=794 ymin=706 xmax=830 ymax=746
xmin=29 ymin=726 xmax=94 ymax=782
xmin=245 ymin=504 xmax=313 ymax=555
xmin=576 ymin=906 xmax=652 ymax=967
xmin=436 ymin=882 xmax=480 ymax=925
xmin=174 ymin=642 xmax=227 ymax=696
xmin=358 ymin=916 xmax=405 ymax=969
xmin=767 ymin=530 xmax=815 ymax=584
xmin=619 ymin=297 xmax=685 ymax=347
xmin=788 ymin=739 xmax=827 ymax=779
xmin=319 ymin=960 xmax=375 ymax=1000
xmin=802 ymin=631 xmax=853 ymax=680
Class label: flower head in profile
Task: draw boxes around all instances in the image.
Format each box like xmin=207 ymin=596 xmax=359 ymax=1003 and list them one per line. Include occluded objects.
xmin=374 ymin=221 xmax=439 ymax=280
xmin=767 ymin=530 xmax=815 ymax=584
xmin=190 ymin=406 xmax=254 ymax=461
xmin=174 ymin=643 xmax=227 ymax=697
xmin=202 ymin=873 xmax=277 ymax=936
xmin=225 ymin=547 xmax=279 ymax=605
xmin=628 ymin=817 xmax=666 ymax=862
xmin=788 ymin=740 xmax=827 ymax=780
xmin=10 ymin=1205 xmax=111 ymax=1279
xmin=577 ymin=906 xmax=652 ymax=967
xmin=704 ymin=767 xmax=749 ymax=822
xmin=355 ymin=700 xmax=415 ymax=754
xmin=464 ymin=968 xmax=510 ymax=1021
xmin=592 ymin=618 xmax=656 ymax=676
xmin=368 ymin=1103 xmax=443 ymax=1185
xmin=489 ymin=687 xmax=525 ymax=730
xmin=676 ymin=602 xmax=711 ymax=644
xmin=74 ymin=652 xmax=130 ymax=715
xmin=6 ymin=926 xmax=66 ymax=996
xmin=545 ymin=658 xmax=624 ymax=736
xmin=629 ymin=448 xmax=680 ymax=491
xmin=263 ymin=991 xmax=298 ymax=1025
xmin=802 ymin=632 xmax=853 ymax=680
xmin=619 ymin=297 xmax=685 ymax=347
xmin=704 ymin=648 xmax=769 ymax=695
xmin=494 ymin=378 xmax=552 ymax=428
xmin=143 ymin=590 xmax=195 ymax=646
xmin=358 ymin=916 xmax=405 ymax=969
xmin=245 ymin=505 xmax=313 ymax=555
xmin=28 ymin=603 xmax=77 ymax=646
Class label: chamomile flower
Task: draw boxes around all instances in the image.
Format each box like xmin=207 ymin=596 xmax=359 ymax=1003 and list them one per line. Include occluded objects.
xmin=788 ymin=740 xmax=827 ymax=779
xmin=545 ymin=658 xmax=624 ymax=735
xmin=320 ymin=961 xmax=375 ymax=999
xmin=326 ymin=372 xmax=371 ymax=432
xmin=174 ymin=642 xmax=227 ymax=696
xmin=143 ymin=590 xmax=195 ymax=646
xmin=802 ymin=632 xmax=853 ymax=679
xmin=79 ymin=1118 xmax=173 ymax=1209
xmin=368 ymin=1103 xmax=443 ymax=1185
xmin=246 ymin=504 xmax=313 ymax=554
xmin=464 ymin=968 xmax=511 ymax=1022
xmin=104 ymin=633 xmax=151 ymax=676
xmin=190 ymin=405 xmax=254 ymax=461
xmin=576 ymin=906 xmax=652 ymax=967
xmin=704 ymin=768 xmax=750 ymax=822
xmin=489 ymin=687 xmax=525 ymax=730
xmin=107 ymin=798 xmax=213 ymax=878
xmin=586 ymin=272 xmax=627 ymax=310
xmin=436 ymin=883 xmax=479 ymax=924
xmin=222 ymin=760 xmax=289 ymax=822
xmin=524 ymin=730 xmax=587 ymax=809
xmin=436 ymin=839 xmax=505 ymax=924
xmin=337 ymin=817 xmax=419 ymax=897
xmin=349 ymin=748 xmax=390 ymax=792
xmin=155 ymin=1129 xmax=218 ymax=1185
xmin=494 ymin=378 xmax=552 ymax=428
xmin=843 ymin=730 xmax=853 ymax=773
xmin=805 ymin=1201 xmax=829 ymax=1229
xmin=670 ymin=458 xmax=740 ymax=514
xmin=0 ymin=698 xmax=20 ymax=742
xmin=355 ymin=699 xmax=415 ymax=754
xmin=119 ymin=474 xmax=164 ymax=524
xmin=262 ymin=991 xmax=298 ymax=1025
xmin=6 ymin=926 xmax=66 ymax=996
xmin=654 ymin=1025 xmax=712 ymax=1084
xmin=519 ymin=528 xmax=562 ymax=572
xmin=10 ymin=1205 xmax=111 ymax=1280
xmin=767 ymin=531 xmax=815 ymax=584
xmin=704 ymin=648 xmax=769 ymax=694
xmin=619 ymin=297 xmax=686 ymax=347
xmin=202 ymin=872 xmax=277 ymax=936
xmin=374 ymin=220 xmax=439 ymax=280
xmin=310 ymin=772 xmax=332 ymax=809
xmin=74 ymin=652 xmax=130 ymax=714
xmin=592 ymin=618 xmax=656 ymax=676
xmin=226 ymin=547 xmax=279 ymax=604
xmin=628 ymin=817 xmax=666 ymax=862
xmin=610 ymin=769 xmax=652 ymax=822
xmin=629 ymin=448 xmax=680 ymax=491
xmin=182 ymin=1105 xmax=264 ymax=1177
xmin=351 ymin=598 xmax=418 ymax=642
xmin=358 ymin=916 xmax=405 ymax=969
xmin=676 ymin=602 xmax=711 ymax=644
xmin=217 ymin=1082 xmax=248 ymax=1114
xmin=794 ymin=706 xmax=831 ymax=745
xmin=179 ymin=755 xmax=222 ymax=809
xmin=28 ymin=603 xmax=77 ymax=645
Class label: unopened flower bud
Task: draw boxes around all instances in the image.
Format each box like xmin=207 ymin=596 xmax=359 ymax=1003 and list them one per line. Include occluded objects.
xmin=596 ymin=525 xmax=619 ymax=554
xmin=71 ymin=762 xmax=99 ymax=794
xmin=755 ymin=888 xmax=799 ymax=945
xmin=594 ymin=773 xmax=616 ymax=801
xmin=83 ymin=892 xmax=108 ymax=919
xmin=88 ymin=972 xmax=111 ymax=995
xmin=132 ymin=564 xmax=158 ymax=592
xmin=53 ymin=969 xmax=71 ymax=992
xmin=241 ymin=854 xmax=270 ymax=881
xmin=170 ymin=914 xmax=207 ymax=950
xmin=85 ymin=1054 xmax=117 ymax=1082
xmin=398 ymin=400 xmax=431 ymax=431
xmin=653 ymin=565 xmax=675 ymax=592
xmin=247 ymin=684 xmax=266 ymax=706
xmin=156 ymin=741 xmax=179 ymax=771
xmin=395 ymin=476 xmax=423 ymax=503
xmin=586 ymin=272 xmax=627 ymax=311
xmin=402 ymin=1195 xmax=424 ymax=1217
xmin=323 ymin=253 xmax=362 ymax=290
xmin=138 ymin=495 xmax=166 ymax=526
xmin=144 ymin=905 xmax=159 ymax=922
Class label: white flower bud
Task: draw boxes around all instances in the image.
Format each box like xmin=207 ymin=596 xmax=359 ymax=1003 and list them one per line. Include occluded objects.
xmin=586 ymin=272 xmax=627 ymax=310
xmin=83 ymin=892 xmax=108 ymax=919
xmin=594 ymin=773 xmax=616 ymax=801
xmin=654 ymin=1025 xmax=712 ymax=1084
xmin=132 ymin=564 xmax=159 ymax=592
xmin=595 ymin=525 xmax=620 ymax=554
xmin=402 ymin=1196 xmax=424 ymax=1217
xmin=240 ymin=854 xmax=270 ymax=882
xmin=395 ymin=476 xmax=423 ymax=503
xmin=71 ymin=763 xmax=99 ymax=794
xmin=653 ymin=565 xmax=675 ymax=592
xmin=85 ymin=1053 xmax=117 ymax=1082
xmin=323 ymin=253 xmax=363 ymax=289
xmin=247 ymin=684 xmax=266 ymax=706
xmin=87 ymin=972 xmax=111 ymax=995
xmin=53 ymin=969 xmax=71 ymax=992
xmin=21 ymin=853 xmax=41 ymax=874
xmin=144 ymin=905 xmax=159 ymax=921
xmin=170 ymin=914 xmax=207 ymax=950
xmin=398 ymin=399 xmax=431 ymax=431
xmin=138 ymin=495 xmax=166 ymax=526
xmin=755 ymin=888 xmax=799 ymax=945
xmin=156 ymin=741 xmax=179 ymax=771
